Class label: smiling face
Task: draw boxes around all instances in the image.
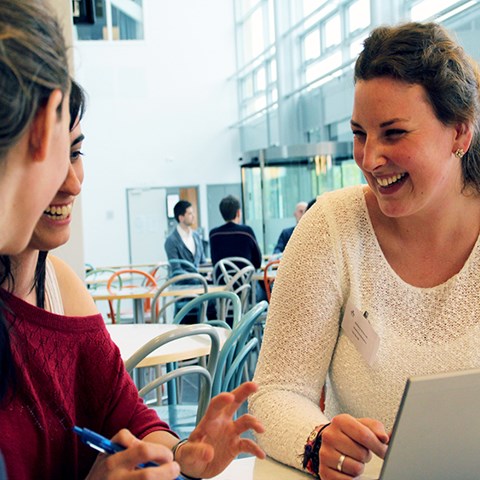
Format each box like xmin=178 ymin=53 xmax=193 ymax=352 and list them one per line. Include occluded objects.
xmin=0 ymin=90 xmax=71 ymax=254
xmin=27 ymin=118 xmax=84 ymax=251
xmin=351 ymin=77 xmax=467 ymax=219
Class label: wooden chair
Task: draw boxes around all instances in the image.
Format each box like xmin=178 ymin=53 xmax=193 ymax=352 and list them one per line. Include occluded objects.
xmin=106 ymin=269 xmax=157 ymax=323
xmin=263 ymin=258 xmax=281 ymax=302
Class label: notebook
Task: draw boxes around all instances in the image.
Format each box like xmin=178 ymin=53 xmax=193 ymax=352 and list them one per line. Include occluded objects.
xmin=361 ymin=368 xmax=480 ymax=480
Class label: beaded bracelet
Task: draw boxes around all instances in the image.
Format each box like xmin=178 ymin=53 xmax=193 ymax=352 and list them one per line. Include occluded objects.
xmin=302 ymin=423 xmax=331 ymax=477
xmin=171 ymin=439 xmax=202 ymax=480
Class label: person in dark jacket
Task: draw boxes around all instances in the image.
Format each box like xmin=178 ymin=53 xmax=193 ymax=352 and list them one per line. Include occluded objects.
xmin=209 ymin=195 xmax=262 ymax=269
xmin=273 ymin=201 xmax=308 ymax=254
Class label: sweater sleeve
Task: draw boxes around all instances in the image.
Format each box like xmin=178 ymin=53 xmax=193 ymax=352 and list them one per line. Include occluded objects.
xmin=250 ymin=196 xmax=345 ymax=470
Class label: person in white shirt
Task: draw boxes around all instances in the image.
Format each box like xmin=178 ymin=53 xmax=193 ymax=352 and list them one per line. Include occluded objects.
xmin=164 ymin=200 xmax=206 ymax=274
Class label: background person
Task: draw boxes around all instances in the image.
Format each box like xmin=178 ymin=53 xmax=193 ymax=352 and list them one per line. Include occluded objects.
xmin=250 ymin=21 xmax=480 ymax=480
xmin=209 ymin=195 xmax=262 ymax=269
xmin=273 ymin=201 xmax=308 ymax=254
xmin=164 ymin=200 xmax=206 ymax=272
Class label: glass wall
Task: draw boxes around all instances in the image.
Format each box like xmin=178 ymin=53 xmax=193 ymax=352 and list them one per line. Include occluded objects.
xmin=233 ymin=0 xmax=480 ymax=152
xmin=241 ymin=143 xmax=362 ymax=253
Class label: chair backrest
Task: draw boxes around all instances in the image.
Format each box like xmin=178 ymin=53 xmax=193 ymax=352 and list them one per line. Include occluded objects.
xmin=107 ymin=269 xmax=157 ymax=290
xmin=148 ymin=262 xmax=170 ymax=284
xmin=211 ymin=300 xmax=268 ymax=397
xmin=106 ymin=269 xmax=157 ymax=323
xmin=213 ymin=257 xmax=254 ymax=286
xmin=223 ymin=265 xmax=255 ymax=314
xmin=168 ymin=258 xmax=198 ymax=277
xmin=125 ymin=324 xmax=220 ymax=423
xmin=213 ymin=259 xmax=255 ymax=314
xmin=85 ymin=267 xmax=117 ymax=290
xmin=263 ymin=258 xmax=281 ymax=302
xmin=173 ymin=291 xmax=241 ymax=329
xmin=151 ymin=273 xmax=209 ymax=324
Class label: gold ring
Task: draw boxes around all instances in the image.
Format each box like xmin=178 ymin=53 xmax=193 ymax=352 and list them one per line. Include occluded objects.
xmin=336 ymin=454 xmax=346 ymax=473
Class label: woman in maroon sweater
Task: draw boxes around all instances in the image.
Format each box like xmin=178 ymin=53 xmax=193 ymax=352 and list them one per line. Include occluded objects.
xmin=0 ymin=2 xmax=265 ymax=479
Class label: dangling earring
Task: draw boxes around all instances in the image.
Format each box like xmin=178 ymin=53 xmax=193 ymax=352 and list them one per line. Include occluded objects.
xmin=454 ymin=148 xmax=465 ymax=158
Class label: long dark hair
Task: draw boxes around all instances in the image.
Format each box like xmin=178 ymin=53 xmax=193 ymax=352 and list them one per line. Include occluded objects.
xmin=0 ymin=79 xmax=86 ymax=402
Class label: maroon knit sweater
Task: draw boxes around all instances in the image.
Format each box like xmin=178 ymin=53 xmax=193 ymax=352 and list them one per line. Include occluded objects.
xmin=0 ymin=290 xmax=174 ymax=480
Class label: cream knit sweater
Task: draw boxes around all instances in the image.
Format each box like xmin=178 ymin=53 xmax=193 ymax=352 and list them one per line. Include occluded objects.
xmin=250 ymin=185 xmax=480 ymax=471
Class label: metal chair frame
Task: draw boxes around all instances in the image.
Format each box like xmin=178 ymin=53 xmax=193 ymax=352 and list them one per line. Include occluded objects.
xmin=125 ymin=324 xmax=220 ymax=424
xmin=211 ymin=300 xmax=268 ymax=397
xmin=106 ymin=269 xmax=157 ymax=323
xmin=263 ymin=258 xmax=281 ymax=302
xmin=151 ymin=273 xmax=209 ymax=324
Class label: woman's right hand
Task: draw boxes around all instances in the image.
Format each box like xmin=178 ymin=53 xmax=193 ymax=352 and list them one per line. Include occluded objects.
xmin=85 ymin=429 xmax=181 ymax=479
xmin=318 ymin=414 xmax=389 ymax=479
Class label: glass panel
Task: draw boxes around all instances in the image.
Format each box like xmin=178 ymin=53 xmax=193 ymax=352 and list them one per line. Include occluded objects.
xmin=240 ymin=0 xmax=262 ymax=17
xmin=242 ymin=156 xmax=361 ymax=253
xmin=305 ymin=50 xmax=342 ymax=83
xmin=348 ymin=0 xmax=370 ymax=33
xmin=324 ymin=14 xmax=341 ymax=49
xmin=262 ymin=164 xmax=314 ymax=254
xmin=241 ymin=167 xmax=264 ymax=252
xmin=254 ymin=95 xmax=267 ymax=112
xmin=304 ymin=29 xmax=321 ymax=61
xmin=304 ymin=2 xmax=337 ymax=30
xmin=268 ymin=0 xmax=275 ymax=45
xmin=255 ymin=67 xmax=266 ymax=91
xmin=349 ymin=35 xmax=366 ymax=59
xmin=271 ymin=88 xmax=278 ymax=103
xmin=269 ymin=59 xmax=277 ymax=82
xmin=243 ymin=76 xmax=254 ymax=98
xmin=303 ymin=0 xmax=323 ymax=17
xmin=244 ymin=6 xmax=264 ymax=60
xmin=410 ymin=0 xmax=459 ymax=20
xmin=339 ymin=159 xmax=365 ymax=187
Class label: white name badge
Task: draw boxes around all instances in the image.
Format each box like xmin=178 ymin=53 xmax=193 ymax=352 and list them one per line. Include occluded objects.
xmin=341 ymin=298 xmax=380 ymax=366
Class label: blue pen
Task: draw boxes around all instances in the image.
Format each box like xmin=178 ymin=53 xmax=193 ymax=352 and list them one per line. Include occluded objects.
xmin=73 ymin=426 xmax=184 ymax=479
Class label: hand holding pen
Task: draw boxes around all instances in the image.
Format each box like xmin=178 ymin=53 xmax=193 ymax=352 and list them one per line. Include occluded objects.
xmin=77 ymin=427 xmax=184 ymax=480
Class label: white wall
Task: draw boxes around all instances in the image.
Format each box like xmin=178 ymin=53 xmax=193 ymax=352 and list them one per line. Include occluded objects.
xmin=49 ymin=0 xmax=86 ymax=279
xmin=73 ymin=0 xmax=240 ymax=267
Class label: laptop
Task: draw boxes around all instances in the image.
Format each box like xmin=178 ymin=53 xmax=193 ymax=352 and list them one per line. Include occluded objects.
xmin=361 ymin=368 xmax=480 ymax=480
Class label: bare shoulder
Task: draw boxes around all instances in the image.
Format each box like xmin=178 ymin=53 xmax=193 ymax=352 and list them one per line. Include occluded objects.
xmin=49 ymin=255 xmax=99 ymax=316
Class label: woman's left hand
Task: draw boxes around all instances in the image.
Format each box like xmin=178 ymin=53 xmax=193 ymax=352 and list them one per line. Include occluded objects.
xmin=174 ymin=381 xmax=266 ymax=478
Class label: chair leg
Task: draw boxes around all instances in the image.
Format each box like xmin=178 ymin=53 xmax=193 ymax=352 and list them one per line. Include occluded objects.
xmin=166 ymin=362 xmax=178 ymax=405
xmin=108 ymin=300 xmax=116 ymax=324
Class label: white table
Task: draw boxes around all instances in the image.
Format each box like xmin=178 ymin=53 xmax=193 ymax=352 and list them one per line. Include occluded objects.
xmin=93 ymin=284 xmax=227 ymax=324
xmin=210 ymin=455 xmax=383 ymax=480
xmin=106 ymin=323 xmax=229 ymax=367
